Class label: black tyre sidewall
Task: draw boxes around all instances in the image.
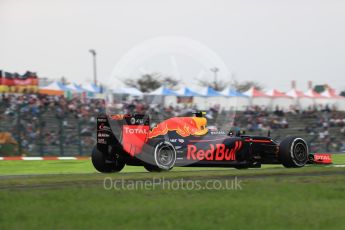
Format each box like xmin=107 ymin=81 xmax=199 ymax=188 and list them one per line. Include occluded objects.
xmin=279 ymin=137 xmax=308 ymax=168
xmin=234 ymin=164 xmax=249 ymax=170
xmin=143 ymin=164 xmax=163 ymax=172
xmin=140 ymin=140 xmax=176 ymax=171
xmin=91 ymin=145 xmax=125 ymax=173
xmin=153 ymin=141 xmax=176 ymax=170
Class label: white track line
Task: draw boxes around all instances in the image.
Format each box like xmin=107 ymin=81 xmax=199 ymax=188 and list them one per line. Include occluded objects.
xmin=332 ymin=165 xmax=345 ymax=167
xmin=0 ymin=157 xmax=87 ymax=160
xmin=22 ymin=157 xmax=43 ymax=161
xmin=57 ymin=157 xmax=77 ymax=160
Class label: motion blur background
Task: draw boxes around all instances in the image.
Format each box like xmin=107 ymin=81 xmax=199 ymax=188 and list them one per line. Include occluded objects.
xmin=1 ymin=0 xmax=345 ymax=156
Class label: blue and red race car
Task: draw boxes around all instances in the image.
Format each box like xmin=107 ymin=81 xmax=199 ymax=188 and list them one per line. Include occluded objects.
xmin=92 ymin=112 xmax=331 ymax=173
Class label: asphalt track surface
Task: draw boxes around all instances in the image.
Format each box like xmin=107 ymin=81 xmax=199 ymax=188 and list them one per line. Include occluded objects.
xmin=1 ymin=169 xmax=345 ymax=190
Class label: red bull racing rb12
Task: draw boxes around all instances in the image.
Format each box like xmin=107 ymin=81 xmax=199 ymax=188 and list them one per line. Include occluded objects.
xmin=92 ymin=112 xmax=330 ymax=173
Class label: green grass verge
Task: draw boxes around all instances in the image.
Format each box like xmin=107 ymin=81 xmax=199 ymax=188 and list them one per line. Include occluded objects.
xmin=0 ymin=154 xmax=344 ymax=176
xmin=0 ymin=160 xmax=231 ymax=175
xmin=0 ymin=154 xmax=344 ymax=229
xmin=1 ymin=171 xmax=345 ymax=229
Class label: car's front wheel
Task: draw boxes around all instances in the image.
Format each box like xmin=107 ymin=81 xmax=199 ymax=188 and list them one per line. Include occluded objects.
xmin=143 ymin=164 xmax=164 ymax=172
xmin=153 ymin=141 xmax=176 ymax=170
xmin=141 ymin=140 xmax=176 ymax=172
xmin=91 ymin=145 xmax=125 ymax=173
xmin=279 ymin=137 xmax=309 ymax=168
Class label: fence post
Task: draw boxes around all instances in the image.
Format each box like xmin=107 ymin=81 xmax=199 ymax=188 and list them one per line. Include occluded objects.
xmin=58 ymin=117 xmax=65 ymax=156
xmin=16 ymin=104 xmax=23 ymax=155
xmin=77 ymin=118 xmax=83 ymax=156
xmin=38 ymin=110 xmax=44 ymax=156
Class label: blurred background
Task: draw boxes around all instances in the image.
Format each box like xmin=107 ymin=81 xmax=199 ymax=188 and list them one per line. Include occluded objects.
xmin=1 ymin=0 xmax=345 ymax=156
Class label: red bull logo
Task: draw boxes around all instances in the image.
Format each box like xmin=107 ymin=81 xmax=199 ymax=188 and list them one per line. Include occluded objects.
xmin=148 ymin=117 xmax=208 ymax=138
xmin=187 ymin=141 xmax=242 ymax=161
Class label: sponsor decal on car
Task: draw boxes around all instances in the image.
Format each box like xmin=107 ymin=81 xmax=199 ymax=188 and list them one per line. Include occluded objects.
xmin=123 ymin=126 xmax=148 ymax=134
xmin=313 ymin=153 xmax=332 ymax=164
xmin=98 ymin=123 xmax=111 ymax=131
xmin=148 ymin=117 xmax=208 ymax=138
xmin=110 ymin=114 xmax=131 ymax=120
xmin=210 ymin=131 xmax=226 ymax=135
xmin=122 ymin=125 xmax=150 ymax=156
xmin=187 ymin=141 xmax=242 ymax=161
xmin=98 ymin=133 xmax=110 ymax=137
xmin=97 ymin=138 xmax=106 ymax=144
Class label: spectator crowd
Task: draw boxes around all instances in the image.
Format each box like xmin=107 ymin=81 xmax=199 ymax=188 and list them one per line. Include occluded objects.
xmin=1 ymin=94 xmax=345 ymax=155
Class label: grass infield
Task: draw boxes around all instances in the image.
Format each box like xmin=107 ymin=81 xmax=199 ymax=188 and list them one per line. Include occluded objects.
xmin=0 ymin=154 xmax=344 ymax=176
xmin=0 ymin=154 xmax=344 ymax=229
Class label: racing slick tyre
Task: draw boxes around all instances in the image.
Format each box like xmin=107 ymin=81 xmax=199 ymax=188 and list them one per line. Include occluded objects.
xmin=141 ymin=140 xmax=176 ymax=171
xmin=91 ymin=145 xmax=125 ymax=173
xmin=234 ymin=164 xmax=249 ymax=170
xmin=279 ymin=137 xmax=309 ymax=168
xmin=143 ymin=164 xmax=164 ymax=172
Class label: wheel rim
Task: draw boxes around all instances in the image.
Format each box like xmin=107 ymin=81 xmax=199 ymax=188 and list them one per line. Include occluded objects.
xmin=293 ymin=142 xmax=307 ymax=162
xmin=156 ymin=145 xmax=175 ymax=169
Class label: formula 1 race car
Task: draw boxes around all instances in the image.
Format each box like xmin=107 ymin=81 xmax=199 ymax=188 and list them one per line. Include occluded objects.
xmin=92 ymin=112 xmax=325 ymax=173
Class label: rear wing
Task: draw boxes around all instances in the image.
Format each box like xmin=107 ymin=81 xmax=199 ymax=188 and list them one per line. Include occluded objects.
xmin=97 ymin=114 xmax=150 ymax=156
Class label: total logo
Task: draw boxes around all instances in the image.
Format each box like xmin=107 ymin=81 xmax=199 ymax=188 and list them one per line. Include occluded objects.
xmin=187 ymin=141 xmax=242 ymax=161
xmin=314 ymin=154 xmax=331 ymax=161
xmin=123 ymin=126 xmax=148 ymax=135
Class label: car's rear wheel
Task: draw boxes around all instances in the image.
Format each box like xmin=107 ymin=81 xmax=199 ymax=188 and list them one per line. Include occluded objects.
xmin=279 ymin=137 xmax=308 ymax=168
xmin=91 ymin=145 xmax=125 ymax=173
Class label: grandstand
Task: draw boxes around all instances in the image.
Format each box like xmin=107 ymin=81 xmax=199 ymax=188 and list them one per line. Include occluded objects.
xmin=1 ymin=70 xmax=345 ymax=155
xmin=1 ymin=93 xmax=344 ymax=156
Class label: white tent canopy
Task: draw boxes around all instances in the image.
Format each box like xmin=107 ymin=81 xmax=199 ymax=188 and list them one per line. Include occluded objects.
xmin=285 ymin=89 xmax=312 ymax=109
xmin=148 ymin=86 xmax=178 ymax=96
xmin=189 ymin=86 xmax=220 ymax=110
xmin=304 ymin=89 xmax=327 ymax=99
xmin=244 ymin=87 xmax=271 ymax=107
xmin=321 ymin=87 xmax=342 ymax=98
xmin=175 ymin=87 xmax=203 ymax=96
xmin=65 ymin=83 xmax=84 ymax=93
xmin=265 ymin=89 xmax=293 ymax=110
xmin=39 ymin=81 xmax=67 ymax=91
xmin=145 ymin=86 xmax=179 ymax=107
xmin=320 ymin=87 xmax=345 ymax=110
xmin=82 ymin=83 xmax=101 ymax=93
xmin=112 ymin=87 xmax=143 ymax=96
xmin=304 ymin=89 xmax=330 ymax=108
xmin=218 ymin=87 xmax=249 ymax=111
xmin=286 ymin=89 xmax=307 ymax=98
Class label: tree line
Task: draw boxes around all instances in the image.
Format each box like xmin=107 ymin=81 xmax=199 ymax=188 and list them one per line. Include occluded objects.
xmin=123 ymin=72 xmax=263 ymax=93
